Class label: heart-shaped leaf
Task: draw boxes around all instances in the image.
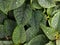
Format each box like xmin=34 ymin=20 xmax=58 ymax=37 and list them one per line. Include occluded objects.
xmin=14 ymin=4 xmax=32 ymax=26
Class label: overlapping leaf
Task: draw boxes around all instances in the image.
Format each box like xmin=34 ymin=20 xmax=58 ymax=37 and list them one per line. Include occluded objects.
xmin=26 ymin=10 xmax=46 ymax=42
xmin=0 ymin=0 xmax=25 ymax=14
xmin=40 ymin=24 xmax=57 ymax=40
xmin=28 ymin=35 xmax=47 ymax=45
xmin=14 ymin=4 xmax=32 ymax=26
xmin=50 ymin=12 xmax=60 ymax=33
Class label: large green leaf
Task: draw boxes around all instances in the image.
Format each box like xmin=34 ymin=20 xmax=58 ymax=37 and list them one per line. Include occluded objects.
xmin=26 ymin=10 xmax=46 ymax=42
xmin=0 ymin=0 xmax=25 ymax=14
xmin=4 ymin=19 xmax=16 ymax=36
xmin=28 ymin=35 xmax=47 ymax=45
xmin=45 ymin=41 xmax=55 ymax=45
xmin=38 ymin=0 xmax=56 ymax=8
xmin=12 ymin=25 xmax=26 ymax=44
xmin=40 ymin=24 xmax=57 ymax=40
xmin=50 ymin=12 xmax=60 ymax=33
xmin=14 ymin=4 xmax=32 ymax=26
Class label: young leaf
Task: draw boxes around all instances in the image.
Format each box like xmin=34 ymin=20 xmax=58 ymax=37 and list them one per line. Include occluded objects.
xmin=12 ymin=25 xmax=26 ymax=44
xmin=38 ymin=0 xmax=56 ymax=8
xmin=0 ymin=0 xmax=25 ymax=14
xmin=14 ymin=4 xmax=32 ymax=26
xmin=28 ymin=35 xmax=47 ymax=45
xmin=40 ymin=24 xmax=57 ymax=40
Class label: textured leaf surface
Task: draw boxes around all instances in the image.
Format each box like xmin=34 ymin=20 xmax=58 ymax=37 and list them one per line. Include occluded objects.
xmin=40 ymin=24 xmax=57 ymax=40
xmin=0 ymin=0 xmax=25 ymax=14
xmin=26 ymin=10 xmax=46 ymax=42
xmin=38 ymin=0 xmax=56 ymax=8
xmin=28 ymin=35 xmax=47 ymax=45
xmin=4 ymin=19 xmax=16 ymax=36
xmin=12 ymin=25 xmax=26 ymax=44
xmin=14 ymin=5 xmax=32 ymax=26
xmin=50 ymin=12 xmax=60 ymax=33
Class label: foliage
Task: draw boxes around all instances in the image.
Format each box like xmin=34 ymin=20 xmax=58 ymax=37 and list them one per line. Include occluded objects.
xmin=0 ymin=0 xmax=60 ymax=45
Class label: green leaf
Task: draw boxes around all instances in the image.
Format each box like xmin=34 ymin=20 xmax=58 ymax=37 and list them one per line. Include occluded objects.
xmin=38 ymin=0 xmax=56 ymax=8
xmin=26 ymin=27 xmax=39 ymax=42
xmin=40 ymin=24 xmax=57 ymax=40
xmin=47 ymin=5 xmax=60 ymax=17
xmin=4 ymin=19 xmax=16 ymax=36
xmin=45 ymin=41 xmax=55 ymax=45
xmin=0 ymin=0 xmax=25 ymax=14
xmin=28 ymin=10 xmax=46 ymax=28
xmin=0 ymin=41 xmax=13 ymax=45
xmin=30 ymin=0 xmax=42 ymax=9
xmin=28 ymin=35 xmax=47 ymax=45
xmin=50 ymin=12 xmax=60 ymax=33
xmin=26 ymin=10 xmax=46 ymax=42
xmin=12 ymin=25 xmax=26 ymax=44
xmin=14 ymin=4 xmax=32 ymax=26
